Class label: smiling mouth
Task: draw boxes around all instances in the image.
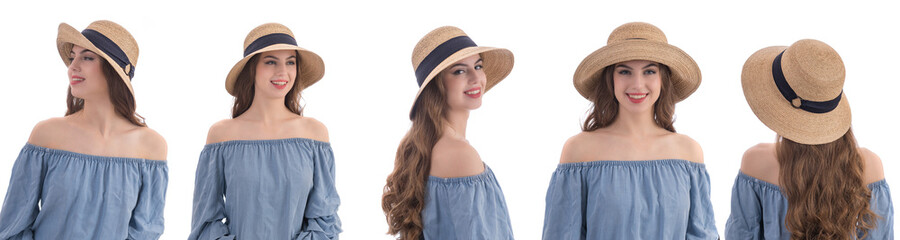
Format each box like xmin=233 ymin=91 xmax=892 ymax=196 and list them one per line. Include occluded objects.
xmin=271 ymin=80 xmax=288 ymax=86
xmin=627 ymin=93 xmax=648 ymax=99
xmin=464 ymin=87 xmax=483 ymax=98
xmin=71 ymin=76 xmax=85 ymax=84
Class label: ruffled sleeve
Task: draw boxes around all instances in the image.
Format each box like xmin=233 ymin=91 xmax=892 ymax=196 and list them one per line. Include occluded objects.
xmin=685 ymin=165 xmax=718 ymax=240
xmin=189 ymin=145 xmax=235 ymax=240
xmin=725 ymin=172 xmax=773 ymax=240
xmin=541 ymin=166 xmax=586 ymax=240
xmin=725 ymin=172 xmax=794 ymax=240
xmin=295 ymin=143 xmax=341 ymax=240
xmin=864 ymin=180 xmax=893 ymax=239
xmin=0 ymin=146 xmax=44 ymax=240
xmin=126 ymin=161 xmax=168 ymax=240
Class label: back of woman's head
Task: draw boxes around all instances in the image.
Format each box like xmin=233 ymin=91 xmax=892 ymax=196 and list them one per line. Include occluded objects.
xmin=777 ymin=128 xmax=878 ymax=239
xmin=382 ymin=78 xmax=448 ymax=240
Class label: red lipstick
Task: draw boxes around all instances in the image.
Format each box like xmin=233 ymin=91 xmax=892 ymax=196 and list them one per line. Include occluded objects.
xmin=70 ymin=75 xmax=85 ymax=86
xmin=626 ymin=93 xmax=648 ymax=104
xmin=271 ymin=80 xmax=288 ymax=90
xmin=464 ymin=87 xmax=482 ymax=98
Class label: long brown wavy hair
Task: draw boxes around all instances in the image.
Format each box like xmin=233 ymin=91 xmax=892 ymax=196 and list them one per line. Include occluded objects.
xmin=582 ymin=63 xmax=675 ymax=132
xmin=231 ymin=52 xmax=304 ymax=118
xmin=777 ymin=129 xmax=879 ymax=239
xmin=65 ymin=57 xmax=145 ymax=127
xmin=382 ymin=76 xmax=449 ymax=240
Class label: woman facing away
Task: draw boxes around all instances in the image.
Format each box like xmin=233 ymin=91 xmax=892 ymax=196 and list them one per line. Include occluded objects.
xmin=542 ymin=22 xmax=718 ymax=239
xmin=382 ymin=26 xmax=516 ymax=240
xmin=189 ymin=23 xmax=340 ymax=240
xmin=726 ymin=39 xmax=893 ymax=239
xmin=0 ymin=20 xmax=168 ymax=239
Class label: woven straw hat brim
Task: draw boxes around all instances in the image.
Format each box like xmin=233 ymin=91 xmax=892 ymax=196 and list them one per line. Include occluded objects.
xmin=225 ymin=43 xmax=324 ymax=96
xmin=57 ymin=23 xmax=135 ymax=96
xmin=409 ymin=46 xmax=514 ymax=119
xmin=742 ymin=46 xmax=851 ymax=145
xmin=574 ymin=40 xmax=700 ymax=102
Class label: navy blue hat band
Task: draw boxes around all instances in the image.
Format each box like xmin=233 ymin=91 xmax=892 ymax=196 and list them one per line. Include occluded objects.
xmin=772 ymin=50 xmax=842 ymax=114
xmin=244 ymin=33 xmax=298 ymax=57
xmin=82 ymin=29 xmax=134 ymax=79
xmin=414 ymin=36 xmax=477 ymax=86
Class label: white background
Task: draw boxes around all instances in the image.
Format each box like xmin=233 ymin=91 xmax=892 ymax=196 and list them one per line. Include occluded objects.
xmin=0 ymin=1 xmax=897 ymax=239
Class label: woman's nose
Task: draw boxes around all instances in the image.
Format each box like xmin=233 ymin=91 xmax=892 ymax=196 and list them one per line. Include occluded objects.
xmin=68 ymin=59 xmax=80 ymax=72
xmin=469 ymin=68 xmax=485 ymax=84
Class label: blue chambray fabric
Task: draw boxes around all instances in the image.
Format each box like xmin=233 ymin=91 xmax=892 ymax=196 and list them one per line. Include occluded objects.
xmin=0 ymin=144 xmax=168 ymax=240
xmin=725 ymin=172 xmax=893 ymax=240
xmin=189 ymin=138 xmax=341 ymax=240
xmin=542 ymin=160 xmax=718 ymax=240
xmin=422 ymin=164 xmax=513 ymax=240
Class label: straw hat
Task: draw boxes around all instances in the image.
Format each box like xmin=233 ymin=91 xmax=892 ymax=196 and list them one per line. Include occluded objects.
xmin=742 ymin=39 xmax=850 ymax=145
xmin=225 ymin=23 xmax=324 ymax=96
xmin=409 ymin=26 xmax=514 ymax=119
xmin=57 ymin=20 xmax=138 ymax=95
xmin=574 ymin=22 xmax=700 ymax=102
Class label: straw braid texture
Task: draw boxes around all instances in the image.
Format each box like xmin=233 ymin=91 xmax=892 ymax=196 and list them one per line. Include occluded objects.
xmin=742 ymin=39 xmax=851 ymax=144
xmin=57 ymin=20 xmax=138 ymax=95
xmin=574 ymin=22 xmax=700 ymax=102
xmin=225 ymin=23 xmax=325 ymax=96
xmin=408 ymin=26 xmax=514 ymax=119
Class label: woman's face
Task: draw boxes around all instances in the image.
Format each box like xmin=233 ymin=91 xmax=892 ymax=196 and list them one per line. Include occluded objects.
xmin=254 ymin=49 xmax=298 ymax=99
xmin=67 ymin=45 xmax=108 ymax=99
xmin=439 ymin=54 xmax=486 ymax=112
xmin=613 ymin=60 xmax=662 ymax=114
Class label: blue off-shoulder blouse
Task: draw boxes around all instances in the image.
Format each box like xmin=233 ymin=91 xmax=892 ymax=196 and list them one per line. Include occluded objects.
xmin=0 ymin=144 xmax=168 ymax=240
xmin=189 ymin=138 xmax=341 ymax=240
xmin=725 ymin=172 xmax=894 ymax=239
xmin=542 ymin=159 xmax=718 ymax=240
xmin=422 ymin=164 xmax=514 ymax=240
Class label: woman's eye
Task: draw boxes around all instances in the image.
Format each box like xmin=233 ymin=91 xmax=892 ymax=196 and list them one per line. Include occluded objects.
xmin=474 ymin=65 xmax=483 ymax=70
xmin=265 ymin=61 xmax=276 ymax=65
xmin=644 ymin=69 xmax=657 ymax=75
xmin=453 ymin=69 xmax=465 ymax=75
xmin=83 ymin=56 xmax=95 ymax=61
xmin=618 ymin=70 xmax=631 ymax=75
xmin=287 ymin=61 xmax=296 ymax=65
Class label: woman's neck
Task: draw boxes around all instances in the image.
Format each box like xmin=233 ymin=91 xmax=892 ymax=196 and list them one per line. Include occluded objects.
xmin=443 ymin=108 xmax=470 ymax=139
xmin=607 ymin=107 xmax=660 ymax=137
xmin=74 ymin=95 xmax=126 ymax=138
xmin=241 ymin=94 xmax=294 ymax=124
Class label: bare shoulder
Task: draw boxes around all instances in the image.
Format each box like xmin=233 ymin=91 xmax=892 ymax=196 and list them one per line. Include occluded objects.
xmin=133 ymin=127 xmax=167 ymax=161
xmin=740 ymin=143 xmax=779 ymax=185
xmin=859 ymin=147 xmax=885 ymax=184
xmin=27 ymin=117 xmax=71 ymax=147
xmin=430 ymin=136 xmax=483 ymax=178
xmin=296 ymin=116 xmax=329 ymax=142
xmin=669 ymin=133 xmax=704 ymax=163
xmin=559 ymin=131 xmax=599 ymax=164
xmin=206 ymin=119 xmax=237 ymax=144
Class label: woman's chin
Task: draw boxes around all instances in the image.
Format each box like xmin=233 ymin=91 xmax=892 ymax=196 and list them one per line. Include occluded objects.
xmin=255 ymin=91 xmax=290 ymax=100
